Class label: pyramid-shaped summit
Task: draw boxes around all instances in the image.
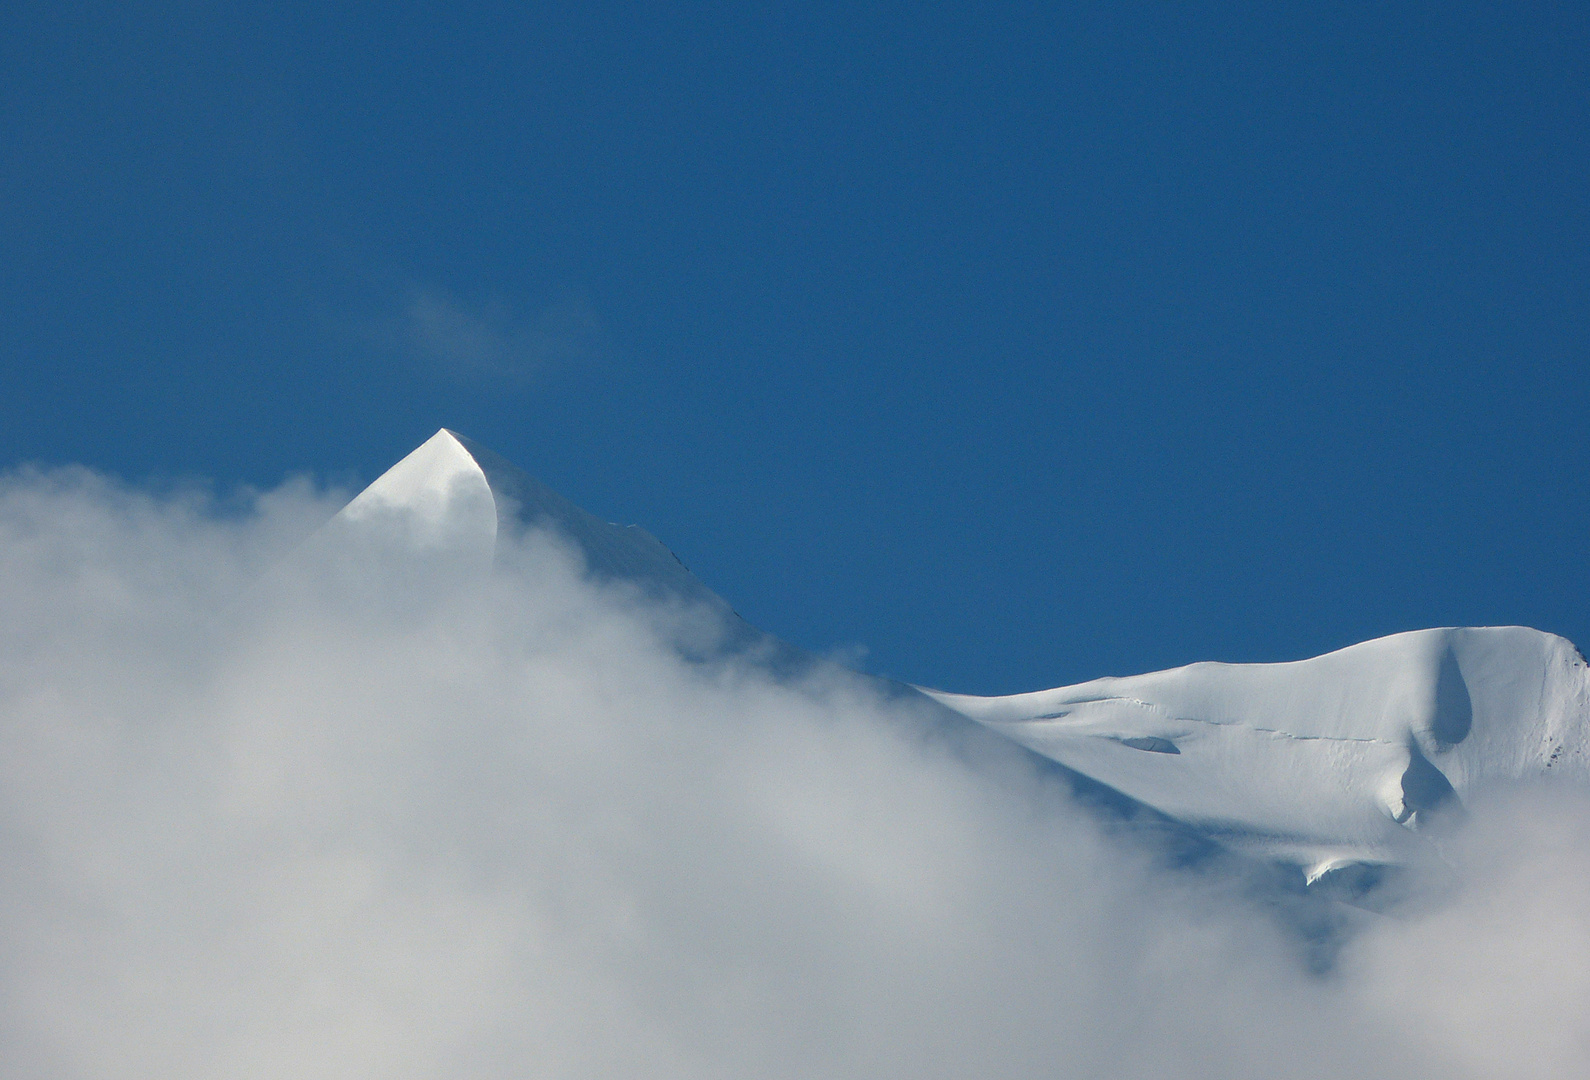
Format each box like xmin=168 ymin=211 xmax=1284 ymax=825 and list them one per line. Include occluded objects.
xmin=334 ymin=428 xmax=731 ymax=612
xmin=338 ymin=430 xmax=1590 ymax=887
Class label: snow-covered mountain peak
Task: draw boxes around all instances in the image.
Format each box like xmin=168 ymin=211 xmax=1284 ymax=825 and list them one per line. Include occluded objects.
xmin=332 ymin=429 xmax=729 ymax=611
xmin=334 ymin=429 xmax=497 ymax=552
xmin=331 ymin=431 xmax=1590 ymax=883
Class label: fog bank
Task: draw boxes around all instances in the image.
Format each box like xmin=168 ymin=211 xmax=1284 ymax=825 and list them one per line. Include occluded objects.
xmin=0 ymin=468 xmax=1585 ymax=1079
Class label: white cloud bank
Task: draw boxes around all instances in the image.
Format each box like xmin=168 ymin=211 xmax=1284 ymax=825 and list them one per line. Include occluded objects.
xmin=0 ymin=467 xmax=1586 ymax=1079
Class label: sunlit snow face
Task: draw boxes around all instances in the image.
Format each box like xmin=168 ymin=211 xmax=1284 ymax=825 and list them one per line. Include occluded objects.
xmin=330 ymin=430 xmax=499 ymax=557
xmin=923 ymin=627 xmax=1590 ymax=874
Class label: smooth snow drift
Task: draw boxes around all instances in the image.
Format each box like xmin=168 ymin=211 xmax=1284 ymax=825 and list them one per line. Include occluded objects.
xmin=333 ymin=430 xmax=1590 ymax=881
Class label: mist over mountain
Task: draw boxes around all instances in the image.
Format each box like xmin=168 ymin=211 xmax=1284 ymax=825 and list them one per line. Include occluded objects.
xmin=1 ymin=434 xmax=1587 ymax=1079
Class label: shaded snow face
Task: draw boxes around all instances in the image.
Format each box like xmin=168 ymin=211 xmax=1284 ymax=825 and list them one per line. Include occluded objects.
xmin=1 ymin=467 xmax=1589 ymax=1079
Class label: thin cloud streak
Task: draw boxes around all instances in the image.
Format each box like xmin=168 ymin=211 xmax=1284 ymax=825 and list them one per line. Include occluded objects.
xmin=401 ymin=286 xmax=606 ymax=384
xmin=0 ymin=467 xmax=1585 ymax=1078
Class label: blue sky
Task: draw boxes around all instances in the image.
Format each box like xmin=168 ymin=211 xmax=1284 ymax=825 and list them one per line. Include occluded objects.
xmin=4 ymin=2 xmax=1587 ymax=694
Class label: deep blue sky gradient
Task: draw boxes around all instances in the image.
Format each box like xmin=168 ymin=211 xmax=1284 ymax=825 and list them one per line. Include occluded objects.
xmin=4 ymin=2 xmax=1587 ymax=693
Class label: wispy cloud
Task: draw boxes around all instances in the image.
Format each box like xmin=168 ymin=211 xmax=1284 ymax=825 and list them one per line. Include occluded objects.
xmin=0 ymin=465 xmax=1587 ymax=1078
xmin=398 ymin=285 xmax=607 ymax=383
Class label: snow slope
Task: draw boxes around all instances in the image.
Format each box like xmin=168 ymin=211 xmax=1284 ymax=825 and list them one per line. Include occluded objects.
xmin=331 ymin=430 xmax=1590 ymax=879
xmin=920 ymin=630 xmax=1590 ymax=875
